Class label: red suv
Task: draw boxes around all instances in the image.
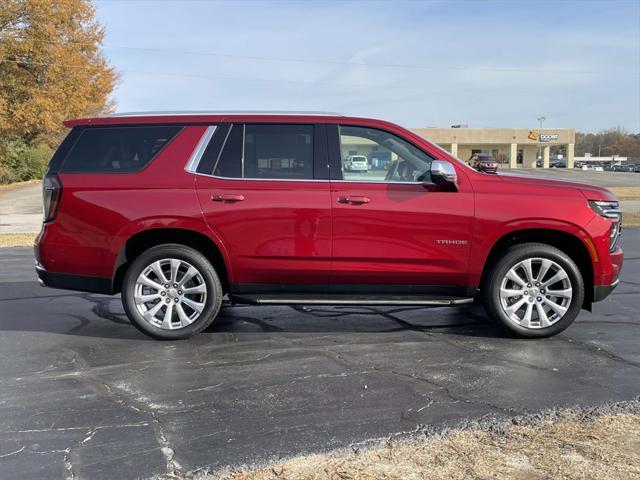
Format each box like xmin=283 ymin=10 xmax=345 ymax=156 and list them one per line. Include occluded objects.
xmin=35 ymin=112 xmax=623 ymax=339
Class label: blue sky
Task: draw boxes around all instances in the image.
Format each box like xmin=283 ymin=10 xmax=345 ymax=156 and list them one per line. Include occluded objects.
xmin=94 ymin=0 xmax=640 ymax=132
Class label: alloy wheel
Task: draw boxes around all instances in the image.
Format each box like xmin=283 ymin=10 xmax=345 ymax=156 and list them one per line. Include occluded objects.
xmin=133 ymin=258 xmax=207 ymax=330
xmin=499 ymin=257 xmax=573 ymax=329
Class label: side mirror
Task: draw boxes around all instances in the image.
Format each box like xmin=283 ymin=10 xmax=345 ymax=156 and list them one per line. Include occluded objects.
xmin=430 ymin=160 xmax=458 ymax=187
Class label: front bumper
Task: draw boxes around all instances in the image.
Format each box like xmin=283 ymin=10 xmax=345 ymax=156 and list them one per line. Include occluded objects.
xmin=593 ymin=279 xmax=619 ymax=302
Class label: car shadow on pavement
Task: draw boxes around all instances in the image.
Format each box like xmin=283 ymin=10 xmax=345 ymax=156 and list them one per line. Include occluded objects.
xmin=205 ymin=302 xmax=509 ymax=338
xmin=0 ymin=285 xmax=508 ymax=339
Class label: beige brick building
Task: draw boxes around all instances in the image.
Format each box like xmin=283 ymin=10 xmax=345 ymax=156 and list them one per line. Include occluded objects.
xmin=412 ymin=128 xmax=575 ymax=168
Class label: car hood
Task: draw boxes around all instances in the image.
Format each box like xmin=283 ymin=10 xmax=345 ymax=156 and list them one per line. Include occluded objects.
xmin=498 ymin=173 xmax=617 ymax=201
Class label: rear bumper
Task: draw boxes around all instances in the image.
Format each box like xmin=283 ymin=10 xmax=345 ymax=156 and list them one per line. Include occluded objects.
xmin=593 ymin=279 xmax=619 ymax=303
xmin=35 ymin=262 xmax=113 ymax=295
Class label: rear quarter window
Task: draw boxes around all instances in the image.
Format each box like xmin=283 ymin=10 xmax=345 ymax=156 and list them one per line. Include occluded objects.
xmin=60 ymin=125 xmax=183 ymax=173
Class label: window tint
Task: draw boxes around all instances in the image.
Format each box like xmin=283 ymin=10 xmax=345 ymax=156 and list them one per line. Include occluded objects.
xmin=244 ymin=124 xmax=313 ymax=180
xmin=61 ymin=126 xmax=182 ymax=173
xmin=213 ymin=124 xmax=243 ymax=178
xmin=46 ymin=127 xmax=83 ymax=174
xmin=339 ymin=126 xmax=433 ymax=183
xmin=210 ymin=124 xmax=314 ymax=180
xmin=196 ymin=124 xmax=229 ymax=175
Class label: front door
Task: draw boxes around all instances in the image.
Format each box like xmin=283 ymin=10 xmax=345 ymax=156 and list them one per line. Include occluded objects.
xmin=195 ymin=123 xmax=332 ymax=293
xmin=327 ymin=124 xmax=474 ymax=294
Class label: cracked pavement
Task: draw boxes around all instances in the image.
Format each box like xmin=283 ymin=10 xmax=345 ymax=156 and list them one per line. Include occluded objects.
xmin=0 ymin=231 xmax=639 ymax=479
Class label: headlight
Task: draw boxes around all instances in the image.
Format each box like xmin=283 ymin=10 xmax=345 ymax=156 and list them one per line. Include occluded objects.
xmin=609 ymin=221 xmax=622 ymax=252
xmin=588 ymin=200 xmax=622 ymax=252
xmin=588 ymin=200 xmax=621 ymax=220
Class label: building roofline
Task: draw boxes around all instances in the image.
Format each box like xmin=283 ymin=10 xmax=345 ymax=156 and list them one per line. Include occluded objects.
xmin=414 ymin=127 xmax=574 ymax=131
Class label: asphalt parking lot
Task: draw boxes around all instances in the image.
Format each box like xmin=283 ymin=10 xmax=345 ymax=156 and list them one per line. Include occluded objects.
xmin=1 ymin=232 xmax=639 ymax=479
xmin=506 ymin=167 xmax=640 ymax=187
xmin=345 ymin=166 xmax=640 ymax=188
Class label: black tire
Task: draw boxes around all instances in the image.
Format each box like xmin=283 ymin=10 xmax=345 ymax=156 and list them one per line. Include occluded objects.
xmin=482 ymin=243 xmax=584 ymax=338
xmin=122 ymin=244 xmax=223 ymax=340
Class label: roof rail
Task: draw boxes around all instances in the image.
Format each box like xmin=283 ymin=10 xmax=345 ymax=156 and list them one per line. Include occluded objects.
xmin=107 ymin=110 xmax=345 ymax=118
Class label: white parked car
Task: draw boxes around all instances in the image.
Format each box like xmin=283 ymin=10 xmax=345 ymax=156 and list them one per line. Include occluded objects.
xmin=582 ymin=165 xmax=604 ymax=172
xmin=344 ymin=155 xmax=368 ymax=172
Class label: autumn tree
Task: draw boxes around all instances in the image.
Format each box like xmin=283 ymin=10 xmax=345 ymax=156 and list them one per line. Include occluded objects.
xmin=0 ymin=0 xmax=117 ymax=150
xmin=576 ymin=128 xmax=640 ymax=162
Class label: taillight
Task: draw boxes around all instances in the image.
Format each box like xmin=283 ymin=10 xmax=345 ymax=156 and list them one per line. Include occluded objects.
xmin=43 ymin=174 xmax=62 ymax=222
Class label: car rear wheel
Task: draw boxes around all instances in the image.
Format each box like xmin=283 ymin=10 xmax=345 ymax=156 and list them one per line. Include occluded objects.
xmin=482 ymin=243 xmax=584 ymax=338
xmin=122 ymin=244 xmax=222 ymax=339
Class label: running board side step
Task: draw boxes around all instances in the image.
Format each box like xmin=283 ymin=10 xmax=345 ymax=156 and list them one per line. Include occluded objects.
xmin=229 ymin=294 xmax=474 ymax=306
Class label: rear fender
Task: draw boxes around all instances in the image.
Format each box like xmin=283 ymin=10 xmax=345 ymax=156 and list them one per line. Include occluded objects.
xmin=112 ymin=216 xmax=234 ymax=282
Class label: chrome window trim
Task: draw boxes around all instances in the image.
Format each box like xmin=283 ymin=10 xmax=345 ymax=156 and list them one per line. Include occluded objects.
xmin=187 ymin=171 xmax=431 ymax=185
xmin=184 ymin=126 xmax=217 ymax=173
xmin=188 ymin=171 xmax=329 ymax=183
xmin=331 ymin=179 xmax=429 ymax=185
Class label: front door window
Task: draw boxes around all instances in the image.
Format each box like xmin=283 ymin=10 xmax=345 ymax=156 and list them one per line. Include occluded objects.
xmin=339 ymin=126 xmax=433 ymax=183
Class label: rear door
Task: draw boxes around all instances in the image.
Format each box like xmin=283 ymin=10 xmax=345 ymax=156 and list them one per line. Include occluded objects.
xmin=327 ymin=124 xmax=474 ymax=294
xmin=194 ymin=123 xmax=332 ymax=293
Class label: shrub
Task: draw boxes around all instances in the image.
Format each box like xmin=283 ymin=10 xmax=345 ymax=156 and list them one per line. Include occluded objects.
xmin=0 ymin=136 xmax=52 ymax=184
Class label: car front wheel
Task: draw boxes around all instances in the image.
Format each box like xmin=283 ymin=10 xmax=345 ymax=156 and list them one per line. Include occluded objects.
xmin=482 ymin=243 xmax=584 ymax=338
xmin=122 ymin=244 xmax=223 ymax=339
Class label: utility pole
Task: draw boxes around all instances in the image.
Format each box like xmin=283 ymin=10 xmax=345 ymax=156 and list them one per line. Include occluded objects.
xmin=536 ymin=116 xmax=546 ymax=161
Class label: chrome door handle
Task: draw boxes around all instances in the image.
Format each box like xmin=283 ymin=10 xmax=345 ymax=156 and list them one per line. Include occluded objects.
xmin=338 ymin=195 xmax=371 ymax=205
xmin=212 ymin=194 xmax=245 ymax=202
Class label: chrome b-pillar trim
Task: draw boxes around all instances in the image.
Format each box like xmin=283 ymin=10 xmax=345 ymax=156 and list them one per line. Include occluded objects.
xmin=184 ymin=125 xmax=217 ymax=173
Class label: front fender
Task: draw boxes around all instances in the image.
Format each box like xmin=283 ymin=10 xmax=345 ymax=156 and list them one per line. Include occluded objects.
xmin=468 ymin=217 xmax=597 ymax=287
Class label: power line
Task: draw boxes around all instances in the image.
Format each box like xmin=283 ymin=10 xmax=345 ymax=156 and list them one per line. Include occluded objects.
xmin=1 ymin=56 xmax=581 ymax=95
xmin=1 ymin=33 xmax=637 ymax=76
xmin=104 ymin=44 xmax=637 ymax=75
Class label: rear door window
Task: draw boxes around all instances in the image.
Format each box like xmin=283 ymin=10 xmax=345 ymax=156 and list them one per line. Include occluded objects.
xmin=244 ymin=124 xmax=313 ymax=180
xmin=213 ymin=124 xmax=243 ymax=178
xmin=60 ymin=125 xmax=183 ymax=173
xmin=212 ymin=124 xmax=314 ymax=180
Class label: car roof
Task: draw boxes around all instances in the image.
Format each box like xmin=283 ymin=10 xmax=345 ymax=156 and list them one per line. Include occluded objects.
xmin=64 ymin=110 xmax=363 ymax=127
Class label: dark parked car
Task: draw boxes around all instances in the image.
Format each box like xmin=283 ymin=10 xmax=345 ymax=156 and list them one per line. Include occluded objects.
xmin=604 ymin=164 xmax=634 ymax=172
xmin=36 ymin=111 xmax=622 ymax=340
xmin=471 ymin=154 xmax=498 ymax=173
xmin=535 ymin=159 xmax=565 ymax=168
